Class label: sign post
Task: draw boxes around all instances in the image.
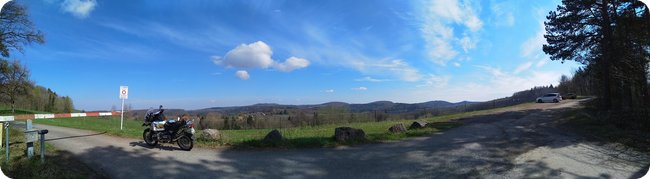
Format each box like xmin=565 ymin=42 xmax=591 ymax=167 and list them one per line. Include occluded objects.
xmin=119 ymin=86 xmax=128 ymax=130
xmin=0 ymin=116 xmax=13 ymax=163
xmin=25 ymin=120 xmax=35 ymax=159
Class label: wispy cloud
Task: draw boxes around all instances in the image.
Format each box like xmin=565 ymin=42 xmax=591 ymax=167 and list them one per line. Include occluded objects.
xmin=323 ymin=89 xmax=334 ymax=93
xmin=61 ymin=0 xmax=96 ymax=18
xmin=355 ymin=76 xmax=389 ymax=82
xmin=535 ymin=58 xmax=548 ymax=67
xmin=420 ymin=0 xmax=483 ymax=66
xmin=513 ymin=61 xmax=533 ymax=74
xmin=418 ymin=74 xmax=451 ymax=87
xmin=396 ymin=65 xmax=562 ymax=103
xmin=490 ymin=1 xmax=515 ymax=27
xmin=352 ymin=87 xmax=368 ymax=91
xmin=287 ymin=24 xmax=423 ymax=82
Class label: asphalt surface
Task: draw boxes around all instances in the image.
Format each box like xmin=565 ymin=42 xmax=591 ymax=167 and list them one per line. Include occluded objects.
xmin=28 ymin=100 xmax=650 ymax=178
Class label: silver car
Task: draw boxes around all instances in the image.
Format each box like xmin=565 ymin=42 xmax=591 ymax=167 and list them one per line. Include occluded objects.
xmin=536 ymin=93 xmax=562 ymax=103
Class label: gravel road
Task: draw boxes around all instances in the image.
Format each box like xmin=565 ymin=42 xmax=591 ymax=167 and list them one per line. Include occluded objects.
xmin=32 ymin=99 xmax=649 ymax=178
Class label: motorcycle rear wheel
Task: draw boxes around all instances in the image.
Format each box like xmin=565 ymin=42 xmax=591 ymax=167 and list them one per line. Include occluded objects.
xmin=177 ymin=135 xmax=193 ymax=151
xmin=143 ymin=129 xmax=158 ymax=146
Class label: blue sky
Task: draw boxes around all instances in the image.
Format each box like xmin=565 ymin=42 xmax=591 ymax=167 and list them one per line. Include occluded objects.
xmin=10 ymin=0 xmax=582 ymax=110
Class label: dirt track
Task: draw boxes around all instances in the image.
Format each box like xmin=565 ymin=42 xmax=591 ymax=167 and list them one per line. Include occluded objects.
xmin=33 ymin=99 xmax=650 ymax=178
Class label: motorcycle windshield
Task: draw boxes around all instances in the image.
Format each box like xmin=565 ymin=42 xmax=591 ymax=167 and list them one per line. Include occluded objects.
xmin=145 ymin=108 xmax=155 ymax=121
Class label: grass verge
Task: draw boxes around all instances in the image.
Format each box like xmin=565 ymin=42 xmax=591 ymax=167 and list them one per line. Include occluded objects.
xmin=33 ymin=103 xmax=534 ymax=149
xmin=0 ymin=127 xmax=102 ymax=178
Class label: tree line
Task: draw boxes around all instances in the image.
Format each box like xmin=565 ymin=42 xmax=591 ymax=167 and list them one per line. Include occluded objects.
xmin=0 ymin=2 xmax=74 ymax=114
xmin=545 ymin=0 xmax=649 ymax=128
xmin=119 ymin=85 xmax=558 ymax=130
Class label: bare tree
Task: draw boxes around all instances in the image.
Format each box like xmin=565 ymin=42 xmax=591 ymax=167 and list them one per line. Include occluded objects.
xmin=0 ymin=1 xmax=44 ymax=57
xmin=0 ymin=59 xmax=32 ymax=113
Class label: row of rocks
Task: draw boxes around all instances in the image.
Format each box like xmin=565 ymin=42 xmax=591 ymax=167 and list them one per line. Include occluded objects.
xmin=198 ymin=120 xmax=439 ymax=143
xmin=198 ymin=127 xmax=367 ymax=143
xmin=387 ymin=121 xmax=431 ymax=133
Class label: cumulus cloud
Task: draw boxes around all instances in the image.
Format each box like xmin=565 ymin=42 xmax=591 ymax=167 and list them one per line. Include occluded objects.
xmin=213 ymin=41 xmax=274 ymax=69
xmin=235 ymin=70 xmax=250 ymax=80
xmin=61 ymin=0 xmax=96 ymax=18
xmin=352 ymin=87 xmax=368 ymax=91
xmin=213 ymin=41 xmax=309 ymax=79
xmin=275 ymin=57 xmax=310 ymax=72
xmin=421 ymin=0 xmax=483 ymax=66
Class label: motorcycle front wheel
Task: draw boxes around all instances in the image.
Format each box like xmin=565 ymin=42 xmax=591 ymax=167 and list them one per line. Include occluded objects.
xmin=143 ymin=129 xmax=158 ymax=146
xmin=177 ymin=135 xmax=193 ymax=151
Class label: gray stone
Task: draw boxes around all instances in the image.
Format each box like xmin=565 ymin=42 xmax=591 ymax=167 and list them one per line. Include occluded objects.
xmin=263 ymin=129 xmax=283 ymax=143
xmin=389 ymin=123 xmax=407 ymax=133
xmin=199 ymin=129 xmax=221 ymax=141
xmin=334 ymin=127 xmax=366 ymax=142
xmin=409 ymin=121 xmax=428 ymax=130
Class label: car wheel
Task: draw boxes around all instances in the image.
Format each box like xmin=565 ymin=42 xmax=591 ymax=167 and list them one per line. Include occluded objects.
xmin=537 ymin=99 xmax=543 ymax=103
xmin=553 ymin=99 xmax=559 ymax=103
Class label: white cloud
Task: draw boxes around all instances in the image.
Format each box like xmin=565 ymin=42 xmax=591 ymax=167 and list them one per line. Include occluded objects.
xmin=213 ymin=41 xmax=310 ymax=79
xmin=459 ymin=35 xmax=477 ymax=52
xmin=213 ymin=41 xmax=274 ymax=69
xmin=395 ymin=66 xmax=562 ymax=103
xmin=453 ymin=62 xmax=461 ymax=67
xmin=365 ymin=59 xmax=421 ymax=82
xmin=421 ymin=0 xmax=483 ymax=66
xmin=513 ymin=61 xmax=533 ymax=74
xmin=491 ymin=2 xmax=515 ymax=27
xmin=536 ymin=58 xmax=548 ymax=67
xmin=275 ymin=57 xmax=310 ymax=72
xmin=235 ymin=70 xmax=250 ymax=80
xmin=521 ymin=30 xmax=545 ymax=57
xmin=323 ymin=89 xmax=334 ymax=93
xmin=355 ymin=76 xmax=388 ymax=82
xmin=61 ymin=0 xmax=96 ymax=18
xmin=352 ymin=87 xmax=368 ymax=91
xmin=419 ymin=74 xmax=451 ymax=87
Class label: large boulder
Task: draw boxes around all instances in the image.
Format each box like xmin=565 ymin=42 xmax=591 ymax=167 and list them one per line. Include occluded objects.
xmin=263 ymin=129 xmax=283 ymax=143
xmin=199 ymin=129 xmax=221 ymax=141
xmin=388 ymin=123 xmax=407 ymax=133
xmin=409 ymin=121 xmax=428 ymax=130
xmin=334 ymin=127 xmax=366 ymax=142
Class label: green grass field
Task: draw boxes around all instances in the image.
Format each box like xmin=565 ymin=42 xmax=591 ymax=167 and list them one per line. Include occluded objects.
xmin=32 ymin=103 xmax=532 ymax=148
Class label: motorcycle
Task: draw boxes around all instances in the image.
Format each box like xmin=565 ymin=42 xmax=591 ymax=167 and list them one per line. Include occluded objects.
xmin=142 ymin=105 xmax=195 ymax=151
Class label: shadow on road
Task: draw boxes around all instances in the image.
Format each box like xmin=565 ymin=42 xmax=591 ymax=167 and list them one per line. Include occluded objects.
xmin=70 ymin=104 xmax=649 ymax=178
xmin=129 ymin=141 xmax=180 ymax=151
xmin=46 ymin=132 xmax=107 ymax=142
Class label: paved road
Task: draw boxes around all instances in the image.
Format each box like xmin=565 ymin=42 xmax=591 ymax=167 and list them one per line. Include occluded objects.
xmin=33 ymin=100 xmax=649 ymax=178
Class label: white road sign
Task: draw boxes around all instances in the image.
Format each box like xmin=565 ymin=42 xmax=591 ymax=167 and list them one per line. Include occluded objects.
xmin=120 ymin=86 xmax=129 ymax=99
